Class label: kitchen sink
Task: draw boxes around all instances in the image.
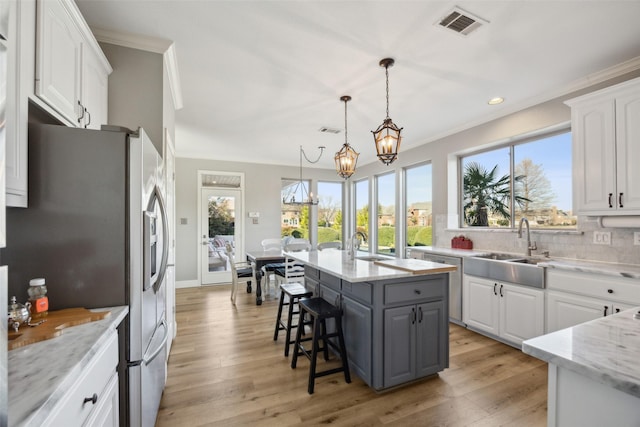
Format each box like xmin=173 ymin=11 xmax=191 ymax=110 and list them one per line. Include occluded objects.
xmin=464 ymin=253 xmax=545 ymax=288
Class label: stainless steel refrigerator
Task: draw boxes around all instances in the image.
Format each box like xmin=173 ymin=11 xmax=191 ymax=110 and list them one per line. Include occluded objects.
xmin=4 ymin=123 xmax=169 ymax=427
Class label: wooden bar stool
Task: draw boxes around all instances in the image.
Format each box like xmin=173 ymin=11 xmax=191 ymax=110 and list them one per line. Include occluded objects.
xmin=291 ymin=297 xmax=351 ymax=394
xmin=273 ymin=282 xmax=313 ymax=356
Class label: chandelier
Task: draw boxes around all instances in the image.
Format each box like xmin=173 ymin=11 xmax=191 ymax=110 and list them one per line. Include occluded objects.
xmin=334 ymin=95 xmax=359 ymax=179
xmin=282 ymin=145 xmax=325 ymax=205
xmin=371 ymin=58 xmax=403 ymax=165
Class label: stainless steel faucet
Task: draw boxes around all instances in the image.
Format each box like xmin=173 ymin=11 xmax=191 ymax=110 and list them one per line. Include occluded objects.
xmin=347 ymin=231 xmax=368 ymax=260
xmin=518 ymin=217 xmax=537 ymax=256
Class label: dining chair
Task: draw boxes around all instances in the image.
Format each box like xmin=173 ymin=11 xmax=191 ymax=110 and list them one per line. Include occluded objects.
xmin=260 ymin=238 xmax=284 ymax=296
xmin=317 ymin=241 xmax=342 ymax=251
xmin=225 ymin=243 xmax=255 ymax=305
xmin=275 ymin=240 xmax=311 ymax=287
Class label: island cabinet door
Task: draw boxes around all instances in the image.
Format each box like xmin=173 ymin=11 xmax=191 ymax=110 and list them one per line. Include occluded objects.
xmin=415 ymin=301 xmax=447 ymax=378
xmin=383 ymin=305 xmax=415 ymax=388
xmin=342 ymin=296 xmax=372 ymax=385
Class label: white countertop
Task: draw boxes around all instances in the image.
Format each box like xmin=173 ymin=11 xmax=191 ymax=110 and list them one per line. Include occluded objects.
xmin=8 ymin=306 xmax=128 ymax=426
xmin=539 ymin=259 xmax=640 ymax=280
xmin=523 ymin=307 xmax=640 ymax=399
xmin=407 ymin=246 xmax=490 ymax=258
xmin=287 ymin=250 xmax=456 ymax=282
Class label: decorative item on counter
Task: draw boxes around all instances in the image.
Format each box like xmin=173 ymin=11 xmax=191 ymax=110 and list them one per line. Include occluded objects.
xmin=28 ymin=278 xmax=49 ymax=320
xmin=8 ymin=296 xmax=31 ymax=333
xmin=451 ymin=235 xmax=473 ymax=249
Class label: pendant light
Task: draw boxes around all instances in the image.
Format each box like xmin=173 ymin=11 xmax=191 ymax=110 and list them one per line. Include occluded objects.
xmin=335 ymin=95 xmax=359 ymax=179
xmin=371 ymin=58 xmax=403 ymax=165
xmin=282 ymin=145 xmax=325 ymax=205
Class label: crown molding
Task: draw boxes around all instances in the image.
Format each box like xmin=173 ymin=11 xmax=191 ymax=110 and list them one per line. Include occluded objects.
xmin=91 ymin=27 xmax=183 ymax=110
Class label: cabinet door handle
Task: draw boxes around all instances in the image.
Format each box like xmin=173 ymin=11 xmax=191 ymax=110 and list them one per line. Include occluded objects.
xmin=418 ymin=306 xmax=423 ymax=323
xmin=619 ymin=192 xmax=624 ymax=208
xmin=604 ymin=306 xmax=609 ymax=316
xmin=83 ymin=393 xmax=98 ymax=405
xmin=499 ymin=284 xmax=504 ymax=298
xmin=615 ymin=307 xmax=621 ymax=313
xmin=84 ymin=108 xmax=91 ymax=129
xmin=411 ymin=307 xmax=416 ymax=324
xmin=414 ymin=289 xmax=421 ymax=295
xmin=493 ymin=283 xmax=497 ymax=296
xmin=77 ymin=100 xmax=85 ymax=123
xmin=608 ymin=193 xmax=613 ymax=208
xmin=607 ymin=289 xmax=613 ymax=294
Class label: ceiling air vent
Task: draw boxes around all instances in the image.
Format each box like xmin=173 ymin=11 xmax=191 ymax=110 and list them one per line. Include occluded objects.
xmin=438 ymin=7 xmax=487 ymax=36
xmin=319 ymin=127 xmax=341 ymax=134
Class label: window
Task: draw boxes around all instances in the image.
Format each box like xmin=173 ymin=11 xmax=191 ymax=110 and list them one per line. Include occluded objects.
xmin=460 ymin=130 xmax=574 ymax=228
xmin=354 ymin=179 xmax=369 ymax=251
xmin=405 ymin=163 xmax=433 ymax=247
xmin=376 ymin=172 xmax=396 ymax=254
xmin=281 ymin=178 xmax=310 ymax=238
xmin=317 ymin=181 xmax=343 ymax=244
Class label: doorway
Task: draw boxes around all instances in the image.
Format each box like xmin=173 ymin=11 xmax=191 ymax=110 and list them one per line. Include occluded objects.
xmin=199 ymin=172 xmax=244 ymax=285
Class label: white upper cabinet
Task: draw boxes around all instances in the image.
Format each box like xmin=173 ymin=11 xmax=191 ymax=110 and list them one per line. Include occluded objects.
xmin=567 ymin=77 xmax=640 ymax=215
xmin=35 ymin=0 xmax=111 ymax=129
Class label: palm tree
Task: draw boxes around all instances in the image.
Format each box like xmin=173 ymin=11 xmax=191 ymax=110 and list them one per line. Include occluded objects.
xmin=463 ymin=162 xmax=529 ymax=226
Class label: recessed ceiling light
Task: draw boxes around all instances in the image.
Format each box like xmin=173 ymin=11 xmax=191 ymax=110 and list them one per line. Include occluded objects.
xmin=488 ymin=97 xmax=504 ymax=105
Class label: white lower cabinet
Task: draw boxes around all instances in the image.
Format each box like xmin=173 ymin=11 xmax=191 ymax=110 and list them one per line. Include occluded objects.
xmin=546 ymin=269 xmax=640 ymax=333
xmin=42 ymin=331 xmax=119 ymax=427
xmin=463 ymin=275 xmax=544 ymax=346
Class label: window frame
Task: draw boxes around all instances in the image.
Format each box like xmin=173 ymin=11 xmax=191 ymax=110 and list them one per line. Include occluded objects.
xmin=458 ymin=127 xmax=573 ymax=230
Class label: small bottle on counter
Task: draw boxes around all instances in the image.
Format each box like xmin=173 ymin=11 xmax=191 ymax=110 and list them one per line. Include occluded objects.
xmin=28 ymin=278 xmax=49 ymax=320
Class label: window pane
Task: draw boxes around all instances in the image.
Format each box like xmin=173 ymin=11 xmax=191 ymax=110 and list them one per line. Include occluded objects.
xmin=405 ymin=163 xmax=432 ymax=247
xmin=513 ymin=132 xmax=575 ymax=228
xmin=461 ymin=147 xmax=511 ymax=227
xmin=376 ymin=173 xmax=395 ymax=254
xmin=281 ymin=178 xmax=310 ymax=239
xmin=318 ymin=181 xmax=343 ymax=244
xmin=354 ymin=179 xmax=369 ymax=251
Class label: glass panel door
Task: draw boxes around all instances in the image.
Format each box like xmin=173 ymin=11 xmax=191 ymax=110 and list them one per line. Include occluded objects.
xmin=201 ymin=188 xmax=242 ymax=285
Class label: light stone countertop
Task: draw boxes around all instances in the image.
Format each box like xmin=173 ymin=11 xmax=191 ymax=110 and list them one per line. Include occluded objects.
xmin=406 ymin=246 xmax=491 ymax=258
xmin=288 ymin=250 xmax=456 ymax=282
xmin=523 ymin=307 xmax=640 ymax=398
xmin=538 ymin=259 xmax=640 ymax=280
xmin=8 ymin=306 xmax=128 ymax=427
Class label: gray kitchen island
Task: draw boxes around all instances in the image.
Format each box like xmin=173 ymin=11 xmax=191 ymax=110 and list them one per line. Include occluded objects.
xmin=287 ymin=250 xmax=457 ymax=391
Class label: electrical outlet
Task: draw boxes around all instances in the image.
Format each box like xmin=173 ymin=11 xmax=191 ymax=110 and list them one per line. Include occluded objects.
xmin=593 ymin=231 xmax=612 ymax=245
xmin=634 ymin=232 xmax=640 ymax=245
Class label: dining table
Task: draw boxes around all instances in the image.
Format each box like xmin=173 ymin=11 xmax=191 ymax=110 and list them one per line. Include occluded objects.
xmin=246 ymin=250 xmax=285 ymax=305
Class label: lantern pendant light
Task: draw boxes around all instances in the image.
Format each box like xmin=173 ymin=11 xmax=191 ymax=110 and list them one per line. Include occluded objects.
xmin=372 ymin=58 xmax=403 ymax=165
xmin=335 ymin=95 xmax=359 ymax=179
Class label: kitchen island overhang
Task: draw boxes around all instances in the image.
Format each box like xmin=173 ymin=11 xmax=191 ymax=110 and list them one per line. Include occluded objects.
xmin=287 ymin=250 xmax=457 ymax=391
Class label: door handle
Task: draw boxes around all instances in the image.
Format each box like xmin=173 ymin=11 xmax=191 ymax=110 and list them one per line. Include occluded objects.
xmin=499 ymin=284 xmax=504 ymax=297
xmin=411 ymin=307 xmax=416 ymax=324
xmin=604 ymin=306 xmax=609 ymax=316
xmin=418 ymin=306 xmax=423 ymax=323
xmin=608 ymin=193 xmax=613 ymax=208
xmin=619 ymin=192 xmax=624 ymax=208
xmin=493 ymin=283 xmax=497 ymax=296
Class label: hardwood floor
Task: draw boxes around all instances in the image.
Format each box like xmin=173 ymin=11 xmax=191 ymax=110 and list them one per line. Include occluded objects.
xmin=156 ymin=286 xmax=547 ymax=426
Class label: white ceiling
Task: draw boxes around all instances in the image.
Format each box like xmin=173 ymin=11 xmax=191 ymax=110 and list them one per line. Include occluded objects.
xmin=75 ymin=0 xmax=640 ymax=170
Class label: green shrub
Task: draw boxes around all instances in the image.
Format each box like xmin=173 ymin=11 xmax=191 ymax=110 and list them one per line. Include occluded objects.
xmin=318 ymin=227 xmax=340 ymax=243
xmin=414 ymin=227 xmax=432 ymax=246
xmin=378 ymin=227 xmax=395 ymax=249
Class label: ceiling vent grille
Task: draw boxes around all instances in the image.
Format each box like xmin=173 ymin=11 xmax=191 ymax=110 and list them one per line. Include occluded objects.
xmin=438 ymin=7 xmax=487 ymax=36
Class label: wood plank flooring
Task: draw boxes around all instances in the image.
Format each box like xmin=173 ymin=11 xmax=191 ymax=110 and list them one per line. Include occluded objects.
xmin=156 ymin=285 xmax=547 ymax=426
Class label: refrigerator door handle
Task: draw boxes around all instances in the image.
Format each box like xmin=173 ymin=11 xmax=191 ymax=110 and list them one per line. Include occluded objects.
xmin=143 ymin=320 xmax=168 ymax=366
xmin=148 ymin=185 xmax=170 ymax=293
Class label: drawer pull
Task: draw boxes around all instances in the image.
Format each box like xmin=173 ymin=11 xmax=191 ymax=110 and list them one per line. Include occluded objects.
xmin=83 ymin=393 xmax=98 ymax=405
xmin=607 ymin=289 xmax=613 ymax=294
xmin=414 ymin=289 xmax=422 ymax=295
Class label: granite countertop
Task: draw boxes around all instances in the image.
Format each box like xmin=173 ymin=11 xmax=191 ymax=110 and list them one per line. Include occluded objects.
xmin=8 ymin=306 xmax=128 ymax=426
xmin=523 ymin=307 xmax=640 ymax=399
xmin=288 ymin=250 xmax=456 ymax=282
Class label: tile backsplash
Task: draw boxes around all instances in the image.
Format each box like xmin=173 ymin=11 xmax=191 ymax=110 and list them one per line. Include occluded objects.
xmin=436 ymin=215 xmax=640 ymax=266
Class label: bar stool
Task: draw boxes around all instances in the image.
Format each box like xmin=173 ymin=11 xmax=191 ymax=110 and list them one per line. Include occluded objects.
xmin=291 ymin=297 xmax=351 ymax=394
xmin=273 ymin=282 xmax=313 ymax=356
